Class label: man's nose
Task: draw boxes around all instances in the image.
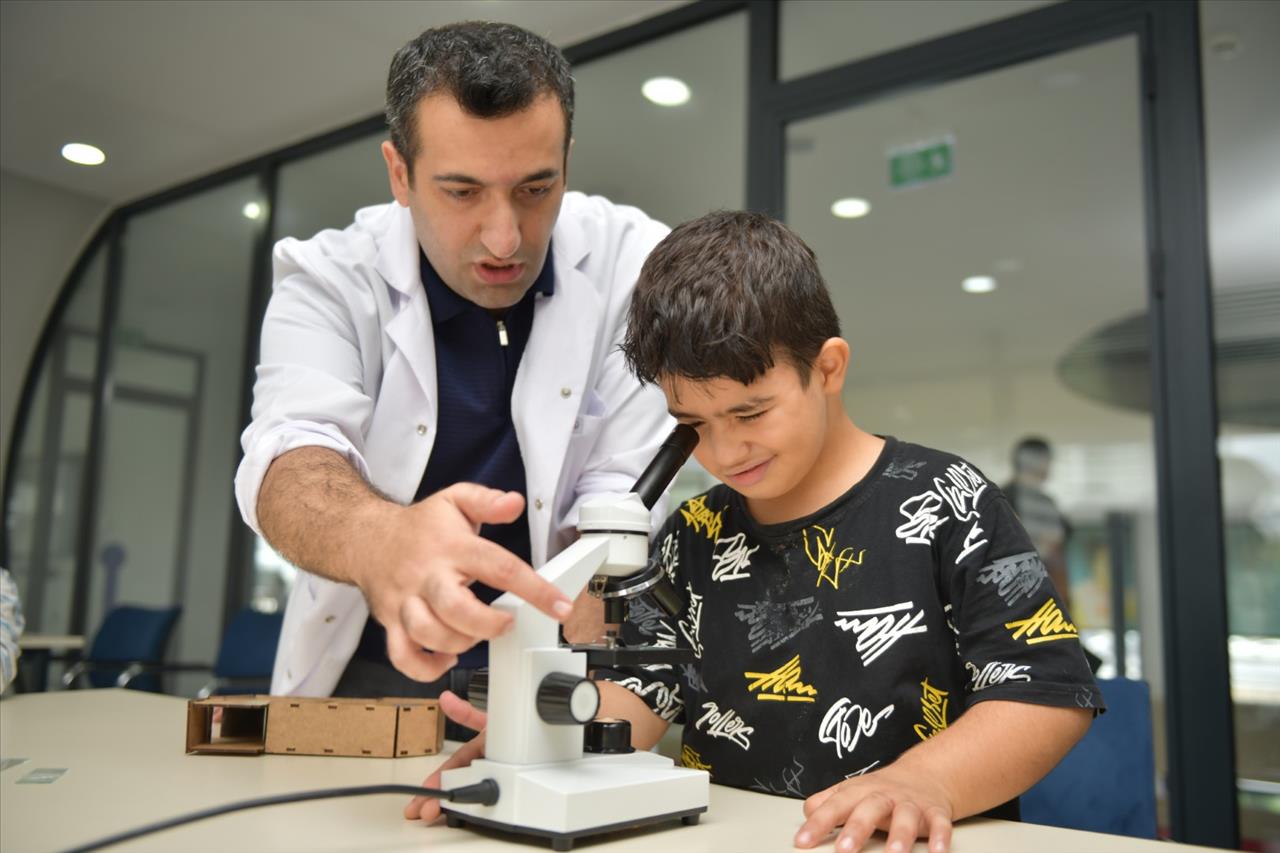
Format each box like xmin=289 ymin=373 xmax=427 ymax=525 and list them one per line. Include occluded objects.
xmin=480 ymin=200 xmax=521 ymax=259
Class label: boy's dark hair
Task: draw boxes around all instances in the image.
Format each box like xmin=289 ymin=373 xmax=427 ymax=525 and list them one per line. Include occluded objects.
xmin=621 ymin=211 xmax=841 ymax=387
xmin=386 ymin=22 xmax=574 ymax=177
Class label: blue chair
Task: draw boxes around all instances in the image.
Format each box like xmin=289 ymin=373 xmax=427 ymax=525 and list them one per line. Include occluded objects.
xmin=197 ymin=608 xmax=283 ymax=696
xmin=1020 ymin=678 xmax=1157 ymax=838
xmin=62 ymin=605 xmax=182 ymax=693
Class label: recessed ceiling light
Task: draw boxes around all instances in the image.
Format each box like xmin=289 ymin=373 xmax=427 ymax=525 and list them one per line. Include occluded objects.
xmin=243 ymin=201 xmax=264 ymax=220
xmin=642 ymin=77 xmax=691 ymax=107
xmin=962 ymin=276 xmax=997 ymax=294
xmin=831 ymin=197 xmax=871 ymax=219
xmin=61 ymin=143 xmax=105 ymax=166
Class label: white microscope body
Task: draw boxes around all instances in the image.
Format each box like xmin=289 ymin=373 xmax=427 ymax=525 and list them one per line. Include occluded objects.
xmin=440 ymin=430 xmax=709 ymax=851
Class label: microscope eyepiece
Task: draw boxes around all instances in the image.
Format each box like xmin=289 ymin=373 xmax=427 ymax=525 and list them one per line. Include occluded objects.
xmin=632 ymin=424 xmax=699 ymax=510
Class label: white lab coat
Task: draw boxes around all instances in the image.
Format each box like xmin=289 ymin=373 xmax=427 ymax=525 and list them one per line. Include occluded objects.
xmin=235 ymin=192 xmax=673 ymax=696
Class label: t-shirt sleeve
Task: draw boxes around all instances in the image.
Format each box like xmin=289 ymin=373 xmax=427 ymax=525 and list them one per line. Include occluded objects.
xmin=592 ymin=517 xmax=690 ymax=725
xmin=940 ymin=483 xmax=1104 ymax=714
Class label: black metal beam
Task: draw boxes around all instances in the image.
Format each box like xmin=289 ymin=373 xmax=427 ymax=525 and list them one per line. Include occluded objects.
xmin=563 ymin=0 xmax=746 ymax=65
xmin=1142 ymin=1 xmax=1239 ymax=845
xmin=68 ymin=213 xmax=126 ymax=637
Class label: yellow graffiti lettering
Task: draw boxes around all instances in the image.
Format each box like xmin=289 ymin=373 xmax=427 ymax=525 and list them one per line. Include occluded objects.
xmin=802 ymin=525 xmax=865 ymax=589
xmin=681 ymin=745 xmax=713 ymax=771
xmin=1004 ymin=599 xmax=1078 ymax=645
xmin=744 ymin=654 xmax=818 ymax=702
xmin=679 ymin=496 xmax=724 ymax=541
xmin=912 ymin=677 xmax=949 ymax=741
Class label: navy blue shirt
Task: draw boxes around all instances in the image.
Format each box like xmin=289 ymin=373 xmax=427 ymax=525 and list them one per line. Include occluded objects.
xmin=355 ymin=248 xmax=555 ymax=668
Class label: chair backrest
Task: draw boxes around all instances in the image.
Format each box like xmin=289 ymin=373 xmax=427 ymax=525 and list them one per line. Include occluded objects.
xmin=1020 ymin=677 xmax=1158 ymax=838
xmin=86 ymin=605 xmax=182 ymax=690
xmin=213 ymin=608 xmax=284 ymax=680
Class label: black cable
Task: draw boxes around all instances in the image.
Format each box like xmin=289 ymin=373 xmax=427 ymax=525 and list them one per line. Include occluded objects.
xmin=61 ymin=779 xmax=499 ymax=853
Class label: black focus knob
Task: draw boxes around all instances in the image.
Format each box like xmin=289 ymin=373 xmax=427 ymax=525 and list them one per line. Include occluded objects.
xmin=584 ymin=718 xmax=635 ymax=754
xmin=536 ymin=672 xmax=600 ymax=725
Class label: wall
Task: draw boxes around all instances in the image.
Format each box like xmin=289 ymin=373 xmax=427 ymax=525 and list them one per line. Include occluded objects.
xmin=0 ymin=168 xmax=107 ymax=487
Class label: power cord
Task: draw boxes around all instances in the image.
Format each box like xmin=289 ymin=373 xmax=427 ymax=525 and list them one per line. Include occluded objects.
xmin=61 ymin=779 xmax=500 ymax=853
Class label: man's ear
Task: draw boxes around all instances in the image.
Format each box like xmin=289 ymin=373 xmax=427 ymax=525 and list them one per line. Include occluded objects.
xmin=814 ymin=338 xmax=850 ymax=394
xmin=382 ymin=140 xmax=411 ymax=207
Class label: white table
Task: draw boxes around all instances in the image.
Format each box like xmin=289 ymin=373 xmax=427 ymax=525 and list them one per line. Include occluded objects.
xmin=0 ymin=690 xmax=1215 ymax=853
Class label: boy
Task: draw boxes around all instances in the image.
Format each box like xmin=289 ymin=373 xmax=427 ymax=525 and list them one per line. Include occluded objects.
xmin=410 ymin=212 xmax=1100 ymax=853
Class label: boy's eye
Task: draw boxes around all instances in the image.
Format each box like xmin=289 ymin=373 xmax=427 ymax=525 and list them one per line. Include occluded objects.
xmin=738 ymin=410 xmax=766 ymax=423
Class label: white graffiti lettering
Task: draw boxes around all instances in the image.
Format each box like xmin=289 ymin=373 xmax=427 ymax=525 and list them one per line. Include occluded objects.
xmin=711 ymin=532 xmax=759 ymax=582
xmin=965 ymin=660 xmax=1032 ymax=691
xmin=616 ymin=677 xmax=683 ymax=722
xmin=817 ymin=697 xmax=894 ymax=760
xmin=833 ymin=601 xmax=928 ymax=666
xmin=679 ymin=585 xmax=704 ymax=659
xmin=695 ymin=701 xmax=755 ymax=750
xmin=957 ymin=522 xmax=988 ymax=565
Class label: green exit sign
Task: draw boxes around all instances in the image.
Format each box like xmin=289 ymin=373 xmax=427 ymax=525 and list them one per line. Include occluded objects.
xmin=888 ymin=136 xmax=954 ymax=189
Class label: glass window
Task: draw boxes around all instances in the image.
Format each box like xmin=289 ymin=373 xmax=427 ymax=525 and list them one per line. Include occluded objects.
xmin=88 ymin=177 xmax=260 ymax=693
xmin=780 ymin=0 xmax=1052 ymax=81
xmin=571 ymin=10 xmax=747 ymax=227
xmin=274 ymin=132 xmax=390 ymax=243
xmin=573 ymin=10 xmax=748 ymax=506
xmin=1201 ymin=1 xmax=1280 ymax=846
xmin=4 ymin=245 xmax=106 ymax=641
xmin=785 ymin=33 xmax=1166 ymax=820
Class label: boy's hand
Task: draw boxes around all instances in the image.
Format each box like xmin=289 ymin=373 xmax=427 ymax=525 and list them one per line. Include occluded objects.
xmin=405 ymin=690 xmax=488 ymax=823
xmin=794 ymin=763 xmax=956 ymax=853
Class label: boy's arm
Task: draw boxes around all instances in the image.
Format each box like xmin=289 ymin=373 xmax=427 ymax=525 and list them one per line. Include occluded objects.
xmin=597 ymin=680 xmax=671 ymax=749
xmin=795 ymin=699 xmax=1091 ymax=853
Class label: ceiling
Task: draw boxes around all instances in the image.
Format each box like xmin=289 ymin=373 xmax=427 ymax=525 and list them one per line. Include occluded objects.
xmin=3 ymin=0 xmax=1275 ymax=522
xmin=0 ymin=0 xmax=686 ymax=204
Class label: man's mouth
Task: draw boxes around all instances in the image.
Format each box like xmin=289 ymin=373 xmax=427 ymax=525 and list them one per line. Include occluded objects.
xmin=475 ymin=261 xmax=525 ymax=284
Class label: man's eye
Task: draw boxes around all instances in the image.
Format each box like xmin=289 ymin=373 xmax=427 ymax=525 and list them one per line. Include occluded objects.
xmin=523 ymin=184 xmax=553 ymax=198
xmin=445 ymin=188 xmax=476 ymax=200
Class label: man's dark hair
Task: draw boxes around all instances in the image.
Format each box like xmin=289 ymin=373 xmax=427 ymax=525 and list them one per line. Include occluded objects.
xmin=621 ymin=211 xmax=841 ymax=387
xmin=386 ymin=21 xmax=574 ymax=176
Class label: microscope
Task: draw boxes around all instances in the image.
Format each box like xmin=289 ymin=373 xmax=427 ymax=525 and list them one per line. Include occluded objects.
xmin=440 ymin=425 xmax=709 ymax=851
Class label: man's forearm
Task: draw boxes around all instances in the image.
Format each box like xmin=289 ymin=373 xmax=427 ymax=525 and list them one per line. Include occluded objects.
xmin=257 ymin=446 xmax=400 ymax=587
xmin=891 ymin=699 xmax=1091 ymax=818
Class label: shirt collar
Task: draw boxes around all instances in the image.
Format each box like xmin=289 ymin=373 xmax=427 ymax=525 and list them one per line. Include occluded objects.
xmin=421 ymin=244 xmax=556 ymax=325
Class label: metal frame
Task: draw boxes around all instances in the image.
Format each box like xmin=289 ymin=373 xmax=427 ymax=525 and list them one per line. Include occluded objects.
xmin=0 ymin=1 xmax=1238 ymax=845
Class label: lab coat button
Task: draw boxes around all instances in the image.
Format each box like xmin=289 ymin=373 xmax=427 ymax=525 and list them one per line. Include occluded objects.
xmin=534 ymin=498 xmax=544 ymax=511
xmin=560 ymin=387 xmax=572 ymax=398
xmin=324 ymin=614 xmax=336 ymax=624
xmin=416 ymin=424 xmax=428 ymax=436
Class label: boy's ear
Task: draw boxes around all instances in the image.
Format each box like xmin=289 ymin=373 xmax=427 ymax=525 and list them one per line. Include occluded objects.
xmin=814 ymin=338 xmax=850 ymax=394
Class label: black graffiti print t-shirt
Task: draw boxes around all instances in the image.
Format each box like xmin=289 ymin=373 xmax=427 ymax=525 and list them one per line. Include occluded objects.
xmin=595 ymin=436 xmax=1103 ymax=800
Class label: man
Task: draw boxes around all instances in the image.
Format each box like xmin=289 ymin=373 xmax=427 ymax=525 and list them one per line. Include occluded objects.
xmin=234 ymin=22 xmax=672 ymax=708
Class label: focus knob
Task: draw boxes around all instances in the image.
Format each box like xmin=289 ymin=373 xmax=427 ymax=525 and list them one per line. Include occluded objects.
xmin=584 ymin=718 xmax=635 ymax=754
xmin=536 ymin=672 xmax=600 ymax=725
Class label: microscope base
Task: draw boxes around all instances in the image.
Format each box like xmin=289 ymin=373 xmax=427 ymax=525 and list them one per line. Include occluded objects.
xmin=440 ymin=752 xmax=710 ymax=851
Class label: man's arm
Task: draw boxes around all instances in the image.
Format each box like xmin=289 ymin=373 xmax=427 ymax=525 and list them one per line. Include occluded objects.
xmin=795 ymin=700 xmax=1091 ymax=853
xmin=258 ymin=446 xmax=574 ymax=682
